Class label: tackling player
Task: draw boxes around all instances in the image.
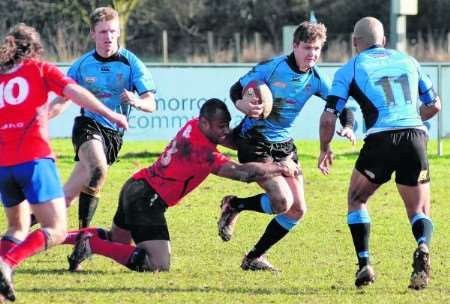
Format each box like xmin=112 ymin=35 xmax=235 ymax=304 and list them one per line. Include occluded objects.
xmin=63 ymin=98 xmax=299 ymax=273
xmin=318 ymin=17 xmax=441 ymax=289
xmin=217 ymin=21 xmax=355 ymax=271
xmin=0 ymin=23 xmax=128 ymax=302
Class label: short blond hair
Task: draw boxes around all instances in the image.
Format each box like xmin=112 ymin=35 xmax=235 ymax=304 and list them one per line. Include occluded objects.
xmin=90 ymin=7 xmax=119 ymax=30
xmin=293 ymin=21 xmax=327 ymax=45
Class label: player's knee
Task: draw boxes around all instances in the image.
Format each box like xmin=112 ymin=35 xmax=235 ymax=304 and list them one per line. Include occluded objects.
xmin=87 ymin=165 xmax=108 ymax=190
xmin=126 ymin=247 xmax=170 ymax=272
xmin=271 ymin=196 xmax=292 ymax=214
xmin=284 ymin=203 xmax=306 ymax=221
xmin=44 ymin=226 xmax=67 ymax=246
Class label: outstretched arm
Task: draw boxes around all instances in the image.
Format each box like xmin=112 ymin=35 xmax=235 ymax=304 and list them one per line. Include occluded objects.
xmin=48 ymin=96 xmax=71 ymax=119
xmin=63 ymin=83 xmax=128 ymax=130
xmin=213 ymin=159 xmax=299 ymax=183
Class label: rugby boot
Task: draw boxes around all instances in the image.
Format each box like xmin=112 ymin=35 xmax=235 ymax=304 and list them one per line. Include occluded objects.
xmin=409 ymin=243 xmax=431 ymax=290
xmin=355 ymin=264 xmax=375 ymax=288
xmin=67 ymin=232 xmax=92 ymax=272
xmin=240 ymin=254 xmax=279 ymax=272
xmin=218 ymin=195 xmax=239 ymax=241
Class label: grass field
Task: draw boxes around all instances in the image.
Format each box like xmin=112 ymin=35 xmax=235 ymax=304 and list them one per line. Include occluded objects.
xmin=3 ymin=139 xmax=450 ymax=304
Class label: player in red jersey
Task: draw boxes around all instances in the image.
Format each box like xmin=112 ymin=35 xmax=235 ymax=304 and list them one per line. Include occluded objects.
xmin=0 ymin=23 xmax=128 ymax=302
xmin=64 ymin=98 xmax=299 ymax=272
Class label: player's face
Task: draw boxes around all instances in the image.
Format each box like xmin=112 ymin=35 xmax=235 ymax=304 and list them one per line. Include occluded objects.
xmin=205 ymin=118 xmax=230 ymax=145
xmin=293 ymin=39 xmax=323 ymax=72
xmin=91 ymin=18 xmax=120 ymax=58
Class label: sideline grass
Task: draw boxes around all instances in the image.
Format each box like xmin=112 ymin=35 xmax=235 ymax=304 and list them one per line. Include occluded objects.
xmin=3 ymin=139 xmax=450 ymax=303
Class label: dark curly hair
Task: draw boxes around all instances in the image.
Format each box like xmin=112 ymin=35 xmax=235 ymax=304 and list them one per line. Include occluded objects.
xmin=0 ymin=23 xmax=43 ymax=73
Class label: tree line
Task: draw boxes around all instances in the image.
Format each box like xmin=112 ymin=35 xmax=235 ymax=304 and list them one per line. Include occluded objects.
xmin=1 ymin=0 xmax=449 ymax=62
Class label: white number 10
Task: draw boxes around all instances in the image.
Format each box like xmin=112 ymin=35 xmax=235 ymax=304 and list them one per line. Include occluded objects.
xmin=0 ymin=77 xmax=29 ymax=108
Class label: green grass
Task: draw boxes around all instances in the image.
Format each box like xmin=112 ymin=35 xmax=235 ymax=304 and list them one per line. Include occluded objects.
xmin=4 ymin=139 xmax=450 ymax=303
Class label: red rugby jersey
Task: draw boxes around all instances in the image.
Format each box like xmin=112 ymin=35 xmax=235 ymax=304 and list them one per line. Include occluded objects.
xmin=133 ymin=118 xmax=230 ymax=206
xmin=0 ymin=59 xmax=74 ymax=166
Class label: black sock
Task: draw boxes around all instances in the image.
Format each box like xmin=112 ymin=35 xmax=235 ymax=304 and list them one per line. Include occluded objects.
xmin=78 ymin=192 xmax=99 ymax=228
xmin=230 ymin=194 xmax=264 ymax=213
xmin=412 ymin=218 xmax=433 ymax=246
xmin=348 ymin=223 xmax=371 ymax=267
xmin=247 ymin=218 xmax=290 ymax=259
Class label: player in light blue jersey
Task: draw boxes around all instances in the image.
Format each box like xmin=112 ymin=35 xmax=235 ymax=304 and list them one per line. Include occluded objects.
xmin=49 ymin=7 xmax=156 ymax=271
xmin=218 ymin=21 xmax=356 ymax=271
xmin=318 ymin=17 xmax=441 ymax=289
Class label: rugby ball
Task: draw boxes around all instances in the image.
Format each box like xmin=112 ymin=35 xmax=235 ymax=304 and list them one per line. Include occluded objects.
xmin=242 ymin=80 xmax=273 ymax=119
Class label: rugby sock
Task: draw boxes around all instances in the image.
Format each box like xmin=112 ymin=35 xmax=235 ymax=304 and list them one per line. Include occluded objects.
xmin=88 ymin=236 xmax=135 ymax=266
xmin=246 ymin=215 xmax=298 ymax=259
xmin=229 ymin=194 xmax=265 ymax=213
xmin=411 ymin=213 xmax=433 ymax=246
xmin=63 ymin=227 xmax=109 ymax=245
xmin=347 ymin=210 xmax=371 ymax=268
xmin=2 ymin=229 xmax=48 ymax=268
xmin=0 ymin=236 xmax=22 ymax=256
xmin=79 ymin=192 xmax=99 ymax=228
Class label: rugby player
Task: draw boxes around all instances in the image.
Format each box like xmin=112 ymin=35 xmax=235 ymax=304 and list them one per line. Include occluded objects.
xmin=217 ymin=21 xmax=355 ymax=271
xmin=50 ymin=7 xmax=156 ymax=237
xmin=0 ymin=23 xmax=127 ymax=302
xmin=64 ymin=98 xmax=299 ymax=272
xmin=318 ymin=17 xmax=441 ymax=289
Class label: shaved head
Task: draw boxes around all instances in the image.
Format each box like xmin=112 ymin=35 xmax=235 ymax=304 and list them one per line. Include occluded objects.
xmin=353 ymin=17 xmax=385 ymax=50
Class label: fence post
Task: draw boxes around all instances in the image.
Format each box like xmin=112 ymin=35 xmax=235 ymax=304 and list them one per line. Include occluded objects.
xmin=254 ymin=32 xmax=261 ymax=61
xmin=207 ymin=31 xmax=215 ymax=63
xmin=447 ymin=32 xmax=450 ymax=53
xmin=162 ymin=30 xmax=168 ymax=63
xmin=234 ymin=32 xmax=241 ymax=62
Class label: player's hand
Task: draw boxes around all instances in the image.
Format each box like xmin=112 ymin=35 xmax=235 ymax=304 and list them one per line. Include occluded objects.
xmin=121 ymin=89 xmax=142 ymax=109
xmin=109 ymin=112 xmax=129 ymax=130
xmin=279 ymin=159 xmax=300 ymax=177
xmin=336 ymin=127 xmax=356 ymax=146
xmin=318 ymin=149 xmax=333 ymax=176
xmin=236 ymin=96 xmax=264 ymax=118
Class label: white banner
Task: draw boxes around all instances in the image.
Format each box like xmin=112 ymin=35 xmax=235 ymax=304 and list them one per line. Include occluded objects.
xmin=49 ymin=63 xmax=441 ymax=140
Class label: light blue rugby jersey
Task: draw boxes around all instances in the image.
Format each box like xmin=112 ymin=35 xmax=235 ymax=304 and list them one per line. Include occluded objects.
xmin=68 ymin=48 xmax=156 ymax=131
xmin=239 ymin=53 xmax=330 ymax=142
xmin=328 ymin=47 xmax=435 ymax=135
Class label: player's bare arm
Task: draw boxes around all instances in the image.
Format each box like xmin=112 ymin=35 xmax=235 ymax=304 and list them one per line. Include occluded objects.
xmin=214 ymin=159 xmax=298 ymax=183
xmin=48 ymin=96 xmax=71 ymax=119
xmin=318 ymin=110 xmax=337 ymax=175
xmin=419 ymin=96 xmax=441 ymax=121
xmin=120 ymin=90 xmax=156 ymax=112
xmin=63 ymin=83 xmax=129 ymax=130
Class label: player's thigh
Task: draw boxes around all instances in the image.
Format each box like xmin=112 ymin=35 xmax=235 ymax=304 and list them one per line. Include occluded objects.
xmin=137 ymin=240 xmax=171 ymax=271
xmin=347 ymin=169 xmax=380 ymax=211
xmin=4 ymin=201 xmax=32 ymax=240
xmin=395 ymin=129 xmax=430 ymax=186
xmin=30 ymin=197 xmax=67 ymax=245
xmin=397 ymin=183 xmax=430 ymax=219
xmin=355 ymin=132 xmax=394 ymax=184
xmin=78 ymin=139 xmax=108 ymax=170
xmin=110 ymin=222 xmax=133 ymax=244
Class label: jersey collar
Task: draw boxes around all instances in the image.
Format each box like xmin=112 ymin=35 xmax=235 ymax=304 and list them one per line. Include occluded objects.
xmin=287 ymin=52 xmax=309 ymax=74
